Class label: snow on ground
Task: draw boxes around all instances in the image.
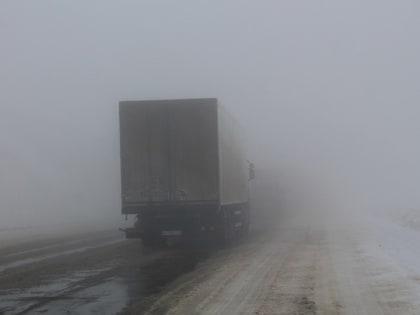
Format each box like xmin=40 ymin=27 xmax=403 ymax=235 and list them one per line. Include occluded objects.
xmin=330 ymin=207 xmax=420 ymax=311
xmin=360 ymin=208 xmax=420 ymax=274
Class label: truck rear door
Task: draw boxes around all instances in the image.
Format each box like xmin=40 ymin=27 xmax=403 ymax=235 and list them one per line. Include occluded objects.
xmin=120 ymin=99 xmax=219 ymax=205
xmin=120 ymin=103 xmax=170 ymax=203
xmin=169 ymin=100 xmax=219 ymax=202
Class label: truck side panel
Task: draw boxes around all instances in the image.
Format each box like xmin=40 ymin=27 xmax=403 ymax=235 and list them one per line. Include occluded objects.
xmin=218 ymin=106 xmax=249 ymax=206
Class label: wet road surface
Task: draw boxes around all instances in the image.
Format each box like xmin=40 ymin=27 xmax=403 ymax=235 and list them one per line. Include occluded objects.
xmin=0 ymin=230 xmax=210 ymax=315
xmin=2 ymin=209 xmax=420 ymax=314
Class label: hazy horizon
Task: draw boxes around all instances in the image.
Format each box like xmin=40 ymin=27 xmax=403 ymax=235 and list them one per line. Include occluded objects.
xmin=2 ymin=1 xmax=420 ymax=229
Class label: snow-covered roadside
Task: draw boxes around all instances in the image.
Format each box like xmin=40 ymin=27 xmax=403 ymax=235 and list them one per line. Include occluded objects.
xmin=331 ymin=208 xmax=420 ymax=312
xmin=360 ymin=212 xmax=420 ymax=273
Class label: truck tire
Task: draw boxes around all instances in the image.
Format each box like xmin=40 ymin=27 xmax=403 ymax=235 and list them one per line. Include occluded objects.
xmin=142 ymin=235 xmax=165 ymax=249
xmin=220 ymin=209 xmax=233 ymax=246
xmin=243 ymin=205 xmax=250 ymax=235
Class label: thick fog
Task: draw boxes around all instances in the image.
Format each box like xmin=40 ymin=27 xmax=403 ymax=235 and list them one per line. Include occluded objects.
xmin=1 ymin=1 xmax=420 ymax=229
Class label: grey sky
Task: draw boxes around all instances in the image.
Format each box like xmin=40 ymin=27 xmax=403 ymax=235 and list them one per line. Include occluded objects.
xmin=1 ymin=1 xmax=420 ymax=227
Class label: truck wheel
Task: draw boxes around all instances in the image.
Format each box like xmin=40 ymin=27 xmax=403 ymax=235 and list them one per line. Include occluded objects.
xmin=243 ymin=221 xmax=250 ymax=235
xmin=220 ymin=226 xmax=232 ymax=247
xmin=243 ymin=206 xmax=250 ymax=235
xmin=141 ymin=236 xmax=154 ymax=249
xmin=142 ymin=235 xmax=164 ymax=249
xmin=221 ymin=211 xmax=234 ymax=246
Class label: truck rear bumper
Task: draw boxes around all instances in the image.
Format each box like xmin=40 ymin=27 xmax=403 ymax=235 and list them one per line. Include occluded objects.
xmin=129 ymin=205 xmax=221 ymax=241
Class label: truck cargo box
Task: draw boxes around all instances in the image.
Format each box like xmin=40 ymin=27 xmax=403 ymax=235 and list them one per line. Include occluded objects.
xmin=119 ymin=98 xmax=251 ymax=246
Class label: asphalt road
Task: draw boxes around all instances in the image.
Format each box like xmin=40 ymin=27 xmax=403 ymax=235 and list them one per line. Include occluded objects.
xmin=0 ymin=228 xmax=215 ymax=315
xmin=1 ymin=209 xmax=420 ymax=315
